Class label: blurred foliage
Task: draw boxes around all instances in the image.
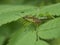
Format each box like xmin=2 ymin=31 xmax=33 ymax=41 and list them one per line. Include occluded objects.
xmin=0 ymin=0 xmax=60 ymax=45
xmin=0 ymin=0 xmax=60 ymax=6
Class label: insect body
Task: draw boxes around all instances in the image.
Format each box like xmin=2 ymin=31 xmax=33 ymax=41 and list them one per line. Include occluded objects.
xmin=23 ymin=16 xmax=41 ymax=24
xmin=23 ymin=15 xmax=54 ymax=24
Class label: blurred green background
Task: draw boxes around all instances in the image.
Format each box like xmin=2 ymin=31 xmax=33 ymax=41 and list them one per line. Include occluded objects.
xmin=0 ymin=0 xmax=60 ymax=6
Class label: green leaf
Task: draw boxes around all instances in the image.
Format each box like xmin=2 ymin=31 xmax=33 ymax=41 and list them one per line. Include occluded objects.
xmin=51 ymin=38 xmax=60 ymax=45
xmin=7 ymin=29 xmax=36 ymax=45
xmin=37 ymin=18 xmax=60 ymax=39
xmin=36 ymin=40 xmax=49 ymax=45
xmin=7 ymin=27 xmax=49 ymax=45
xmin=7 ymin=22 xmax=50 ymax=45
xmin=0 ymin=24 xmax=11 ymax=45
xmin=0 ymin=24 xmax=11 ymax=36
xmin=7 ymin=22 xmax=37 ymax=45
xmin=0 ymin=18 xmax=27 ymax=45
xmin=0 ymin=5 xmax=38 ymax=26
xmin=0 ymin=35 xmax=6 ymax=45
xmin=37 ymin=3 xmax=60 ymax=17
